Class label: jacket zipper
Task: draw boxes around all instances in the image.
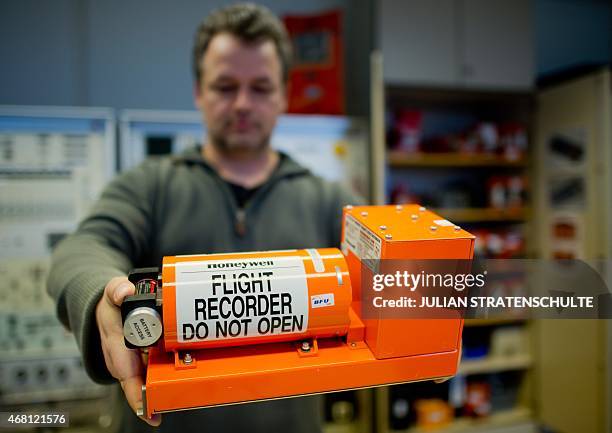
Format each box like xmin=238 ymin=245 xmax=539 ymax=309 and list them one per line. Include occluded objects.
xmin=232 ymin=183 xmax=274 ymax=238
xmin=235 ymin=208 xmax=246 ymax=237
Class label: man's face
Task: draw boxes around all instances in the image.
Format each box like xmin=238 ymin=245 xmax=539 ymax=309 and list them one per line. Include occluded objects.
xmin=195 ymin=32 xmax=287 ymax=158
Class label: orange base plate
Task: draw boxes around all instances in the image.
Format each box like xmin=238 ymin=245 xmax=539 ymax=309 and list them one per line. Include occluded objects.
xmin=144 ymin=338 xmax=460 ymax=417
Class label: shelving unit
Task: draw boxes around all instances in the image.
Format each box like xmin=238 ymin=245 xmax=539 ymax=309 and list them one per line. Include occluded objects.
xmin=373 ymin=84 xmax=536 ymax=432
xmin=375 ymin=384 xmax=536 ymax=433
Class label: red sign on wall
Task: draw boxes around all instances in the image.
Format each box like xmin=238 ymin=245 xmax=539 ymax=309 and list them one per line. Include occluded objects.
xmin=283 ymin=10 xmax=344 ymax=115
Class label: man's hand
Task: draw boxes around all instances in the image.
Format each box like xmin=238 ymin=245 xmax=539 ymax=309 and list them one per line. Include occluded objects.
xmin=95 ymin=276 xmax=162 ymax=426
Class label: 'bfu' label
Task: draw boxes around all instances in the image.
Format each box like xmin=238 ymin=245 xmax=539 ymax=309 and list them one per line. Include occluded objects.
xmin=175 ymin=256 xmax=309 ymax=342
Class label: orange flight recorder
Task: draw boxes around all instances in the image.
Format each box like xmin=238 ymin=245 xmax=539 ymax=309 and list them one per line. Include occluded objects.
xmin=121 ymin=205 xmax=475 ymax=417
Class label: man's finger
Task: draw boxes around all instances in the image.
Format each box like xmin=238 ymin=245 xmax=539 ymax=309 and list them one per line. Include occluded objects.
xmin=104 ymin=277 xmax=135 ymax=307
xmin=113 ymin=282 xmax=135 ymax=306
xmin=119 ymin=374 xmax=143 ymax=413
xmin=119 ymin=375 xmax=161 ymax=426
xmin=109 ymin=337 xmax=161 ymax=426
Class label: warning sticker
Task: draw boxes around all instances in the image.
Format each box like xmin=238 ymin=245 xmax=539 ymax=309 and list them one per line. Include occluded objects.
xmin=342 ymin=214 xmax=382 ymax=272
xmin=174 ymin=256 xmax=309 ymax=342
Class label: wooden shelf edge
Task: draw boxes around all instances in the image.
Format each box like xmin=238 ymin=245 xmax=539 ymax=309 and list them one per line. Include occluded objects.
xmin=434 ymin=207 xmax=528 ymax=222
xmin=388 ymin=152 xmax=529 ymax=168
xmin=323 ymin=423 xmax=362 ymax=433
xmin=459 ymin=354 xmax=532 ymax=375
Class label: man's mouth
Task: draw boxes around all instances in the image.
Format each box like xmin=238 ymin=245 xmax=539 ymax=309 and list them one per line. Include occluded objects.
xmin=230 ymin=119 xmax=256 ymax=133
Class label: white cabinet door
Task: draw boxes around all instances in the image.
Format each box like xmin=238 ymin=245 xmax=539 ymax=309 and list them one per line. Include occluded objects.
xmin=380 ymin=0 xmax=458 ymax=86
xmin=462 ymin=0 xmax=534 ymax=89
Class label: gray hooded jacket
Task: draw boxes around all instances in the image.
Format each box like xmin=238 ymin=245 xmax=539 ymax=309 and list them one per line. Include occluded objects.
xmin=47 ymin=147 xmax=359 ymax=432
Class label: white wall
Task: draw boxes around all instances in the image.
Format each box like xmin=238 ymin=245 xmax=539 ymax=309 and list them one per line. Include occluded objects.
xmin=0 ymin=0 xmax=85 ymax=105
xmin=85 ymin=0 xmax=348 ymax=110
xmin=0 ymin=0 xmax=372 ymax=114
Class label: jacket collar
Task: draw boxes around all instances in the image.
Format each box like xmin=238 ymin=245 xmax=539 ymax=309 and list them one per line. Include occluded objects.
xmin=174 ymin=145 xmax=310 ymax=182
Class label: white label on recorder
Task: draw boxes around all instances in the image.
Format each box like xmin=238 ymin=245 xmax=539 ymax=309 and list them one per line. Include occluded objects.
xmin=343 ymin=214 xmax=382 ymax=273
xmin=174 ymin=256 xmax=309 ymax=342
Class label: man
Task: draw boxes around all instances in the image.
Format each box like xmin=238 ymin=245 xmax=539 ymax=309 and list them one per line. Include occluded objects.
xmin=47 ymin=3 xmax=358 ymax=432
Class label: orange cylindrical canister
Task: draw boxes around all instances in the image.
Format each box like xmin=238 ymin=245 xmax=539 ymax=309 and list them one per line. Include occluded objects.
xmin=160 ymin=248 xmax=351 ymax=351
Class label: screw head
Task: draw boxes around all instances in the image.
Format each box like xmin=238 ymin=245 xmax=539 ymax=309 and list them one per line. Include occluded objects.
xmin=385 ymin=234 xmax=393 ymax=240
xmin=345 ymin=205 xmax=353 ymax=210
xmin=184 ymin=353 xmax=193 ymax=364
xmin=379 ymin=225 xmax=387 ymax=231
xmin=419 ymin=206 xmax=426 ymax=212
xmin=454 ymin=226 xmax=461 ymax=231
xmin=301 ymin=341 xmax=311 ymax=352
xmin=395 ymin=205 xmax=403 ymax=211
xmin=360 ymin=211 xmax=368 ymax=217
xmin=411 ymin=214 xmax=418 ymax=221
xmin=430 ymin=225 xmax=438 ymax=232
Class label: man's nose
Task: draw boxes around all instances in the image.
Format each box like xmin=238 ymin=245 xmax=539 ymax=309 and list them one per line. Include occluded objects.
xmin=234 ymin=88 xmax=254 ymax=111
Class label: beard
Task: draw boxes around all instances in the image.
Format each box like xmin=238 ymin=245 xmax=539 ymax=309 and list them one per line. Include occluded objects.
xmin=209 ymin=120 xmax=272 ymax=158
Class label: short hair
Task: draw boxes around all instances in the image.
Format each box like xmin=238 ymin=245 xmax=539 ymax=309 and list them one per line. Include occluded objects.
xmin=192 ymin=3 xmax=292 ymax=84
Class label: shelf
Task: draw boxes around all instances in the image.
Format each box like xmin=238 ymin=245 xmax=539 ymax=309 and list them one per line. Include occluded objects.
xmin=434 ymin=207 xmax=528 ymax=222
xmin=323 ymin=423 xmax=360 ymax=433
xmin=388 ymin=152 xmax=528 ymax=168
xmin=459 ymin=354 xmax=532 ymax=375
xmin=401 ymin=407 xmax=534 ymax=433
xmin=464 ymin=318 xmax=526 ymax=327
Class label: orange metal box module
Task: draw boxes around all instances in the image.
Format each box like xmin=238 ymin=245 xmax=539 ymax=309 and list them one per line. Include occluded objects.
xmin=121 ymin=205 xmax=474 ymax=417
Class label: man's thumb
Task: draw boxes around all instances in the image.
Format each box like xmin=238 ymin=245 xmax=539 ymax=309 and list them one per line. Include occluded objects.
xmin=109 ymin=278 xmax=135 ymax=306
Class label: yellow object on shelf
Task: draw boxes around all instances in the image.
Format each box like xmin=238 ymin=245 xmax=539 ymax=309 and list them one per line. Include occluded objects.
xmin=415 ymin=399 xmax=453 ymax=430
xmin=406 ymin=407 xmax=533 ymax=433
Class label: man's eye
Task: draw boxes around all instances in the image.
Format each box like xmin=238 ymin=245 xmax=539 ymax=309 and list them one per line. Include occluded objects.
xmin=253 ymin=86 xmax=273 ymax=94
xmin=212 ymin=84 xmax=236 ymax=93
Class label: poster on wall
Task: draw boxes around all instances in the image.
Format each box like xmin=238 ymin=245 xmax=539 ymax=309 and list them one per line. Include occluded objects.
xmin=546 ymin=127 xmax=587 ymax=171
xmin=549 ymin=211 xmax=586 ymax=260
xmin=0 ymin=108 xmax=113 ymax=404
xmin=546 ymin=127 xmax=587 ymax=210
xmin=545 ymin=127 xmax=588 ymax=259
xmin=283 ymin=10 xmax=344 ymax=115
